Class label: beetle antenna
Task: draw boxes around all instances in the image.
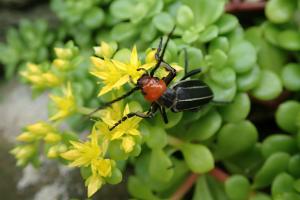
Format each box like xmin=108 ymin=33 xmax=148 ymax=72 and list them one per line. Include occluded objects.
xmin=150 ymin=26 xmax=176 ymax=77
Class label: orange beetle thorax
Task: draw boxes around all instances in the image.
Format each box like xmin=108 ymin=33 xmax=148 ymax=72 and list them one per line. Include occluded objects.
xmin=140 ymin=77 xmax=167 ymax=102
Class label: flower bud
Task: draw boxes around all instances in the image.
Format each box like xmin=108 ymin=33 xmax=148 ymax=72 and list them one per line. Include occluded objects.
xmin=16 ymin=132 xmax=36 ymax=142
xmin=54 ymin=48 xmax=73 ymax=60
xmin=44 ymin=132 xmax=62 ymax=143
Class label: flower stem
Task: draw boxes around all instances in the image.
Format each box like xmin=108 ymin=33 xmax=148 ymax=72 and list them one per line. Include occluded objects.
xmin=209 ymin=167 xmax=229 ymax=182
xmin=170 ymin=173 xmax=199 ymax=200
xmin=170 ymin=167 xmax=229 ymax=200
xmin=77 ymin=106 xmax=103 ymax=118
xmin=226 ymin=0 xmax=266 ymax=13
xmin=77 ymin=106 xmax=94 ymax=115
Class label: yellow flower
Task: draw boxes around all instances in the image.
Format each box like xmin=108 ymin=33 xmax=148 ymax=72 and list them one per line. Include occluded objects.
xmin=94 ymin=41 xmax=117 ymax=58
xmin=49 ymin=82 xmax=76 ymax=121
xmin=17 ymin=122 xmax=55 ymax=142
xmin=96 ymin=103 xmax=142 ymax=140
xmin=47 ymin=145 xmax=59 ymax=158
xmin=110 ymin=104 xmax=142 ymax=140
xmin=112 ymin=46 xmax=156 ymax=83
xmin=10 ymin=145 xmax=35 ymax=166
xmin=44 ymin=132 xmax=62 ymax=143
xmin=16 ymin=132 xmax=35 ymax=142
xmin=54 ymin=47 xmax=73 ymax=59
xmin=47 ymin=144 xmax=67 ymax=158
xmin=85 ymin=174 xmax=103 ymax=197
xmin=61 ymin=130 xmax=101 ymax=167
xmin=21 ymin=63 xmax=61 ymax=89
xmin=92 ymin=158 xmax=114 ymax=177
xmin=53 ymin=59 xmax=70 ymax=71
xmin=122 ymin=136 xmax=135 ymax=153
xmin=85 ymin=158 xmax=114 ymax=197
xmin=90 ymin=57 xmax=129 ymax=96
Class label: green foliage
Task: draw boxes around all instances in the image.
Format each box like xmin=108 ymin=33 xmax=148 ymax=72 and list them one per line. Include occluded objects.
xmin=0 ymin=20 xmax=55 ymax=78
xmin=7 ymin=0 xmax=300 ymax=199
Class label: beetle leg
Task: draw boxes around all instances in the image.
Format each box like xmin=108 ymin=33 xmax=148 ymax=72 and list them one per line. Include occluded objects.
xmin=183 ymin=48 xmax=189 ymax=76
xmin=88 ymin=86 xmax=140 ymax=117
xmin=159 ymin=106 xmax=169 ymax=124
xmin=150 ymin=26 xmax=176 ymax=77
xmin=155 ymin=37 xmax=163 ymax=61
xmin=161 ymin=61 xmax=176 ymax=85
xmin=180 ymin=48 xmax=203 ymax=80
xmin=109 ymin=103 xmax=159 ymax=131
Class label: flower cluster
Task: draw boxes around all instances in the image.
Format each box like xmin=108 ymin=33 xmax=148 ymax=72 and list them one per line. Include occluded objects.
xmin=11 ymin=122 xmax=66 ymax=166
xmin=21 ymin=62 xmax=61 ymax=90
xmin=90 ymin=42 xmax=156 ymax=96
xmin=13 ymin=41 xmax=160 ymax=197
xmin=49 ymin=82 xmax=77 ymax=121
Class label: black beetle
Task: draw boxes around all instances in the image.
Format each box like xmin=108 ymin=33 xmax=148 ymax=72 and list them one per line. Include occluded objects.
xmin=90 ymin=27 xmax=215 ymax=130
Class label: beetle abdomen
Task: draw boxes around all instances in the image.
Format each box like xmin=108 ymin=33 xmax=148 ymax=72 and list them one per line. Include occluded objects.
xmin=171 ymin=80 xmax=213 ymax=112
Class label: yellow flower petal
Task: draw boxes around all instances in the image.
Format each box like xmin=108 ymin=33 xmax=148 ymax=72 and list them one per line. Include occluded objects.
xmin=60 ymin=149 xmax=80 ymax=160
xmin=146 ymin=49 xmax=157 ymax=63
xmin=90 ymin=56 xmax=105 ymax=69
xmin=130 ymin=45 xmax=139 ymax=67
xmin=98 ymin=159 xmax=113 ymax=177
xmin=128 ymin=129 xmax=140 ymax=136
xmin=86 ymin=174 xmax=102 ymax=197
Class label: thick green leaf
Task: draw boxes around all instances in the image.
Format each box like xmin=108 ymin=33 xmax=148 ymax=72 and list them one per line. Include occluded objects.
xmin=237 ymin=65 xmax=261 ymax=92
xmin=206 ymin=78 xmax=236 ymax=102
xmin=209 ymin=67 xmax=236 ymax=88
xmin=218 ymin=93 xmax=251 ymax=123
xmin=152 ymin=12 xmax=175 ymax=33
xmin=209 ymin=37 xmax=229 ymax=53
xmin=253 ymin=152 xmax=290 ymax=188
xmin=251 ymin=70 xmax=282 ymax=100
xmin=276 ymin=101 xmax=300 ymax=134
xmin=182 ymin=0 xmax=225 ymax=26
xmin=288 ymin=155 xmax=300 ymax=178
xmin=262 ymin=134 xmax=298 ymax=158
xmin=216 ymin=120 xmax=258 ymax=159
xmin=193 ymin=175 xmax=228 ymax=200
xmin=110 ymin=0 xmax=135 ymax=19
xmin=282 ymin=63 xmax=300 ymax=91
xmin=271 ymin=173 xmax=295 ymax=197
xmin=176 ymin=5 xmax=194 ymax=28
xmin=228 ymin=41 xmax=257 ymax=74
xmin=266 ymin=0 xmax=296 ymax=24
xmin=184 ymin=109 xmax=222 ymax=141
xmin=149 ymin=149 xmax=174 ymax=182
xmin=128 ymin=176 xmax=159 ymax=200
xmin=198 ymin=25 xmax=219 ymax=43
xmin=180 ymin=143 xmax=214 ymax=173
xmin=225 ymin=175 xmax=251 ymax=200
xmin=216 ymin=14 xmax=238 ymax=35
xmin=278 ymin=30 xmax=300 ymax=51
xmin=83 ymin=7 xmax=104 ymax=29
xmin=145 ymin=126 xmax=167 ymax=149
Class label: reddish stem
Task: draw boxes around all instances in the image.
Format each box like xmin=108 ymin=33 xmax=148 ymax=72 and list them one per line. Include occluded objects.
xmin=209 ymin=168 xmax=229 ymax=182
xmin=170 ymin=173 xmax=199 ymax=200
xmin=170 ymin=168 xmax=229 ymax=200
xmin=226 ymin=1 xmax=266 ymax=13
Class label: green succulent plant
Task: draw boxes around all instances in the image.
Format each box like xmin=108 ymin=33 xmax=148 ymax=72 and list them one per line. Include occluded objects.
xmin=5 ymin=0 xmax=300 ymax=199
xmin=0 ymin=19 xmax=55 ymax=79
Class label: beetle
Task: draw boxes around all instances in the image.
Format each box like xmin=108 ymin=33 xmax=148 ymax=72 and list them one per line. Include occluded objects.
xmin=91 ymin=27 xmax=214 ymax=130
